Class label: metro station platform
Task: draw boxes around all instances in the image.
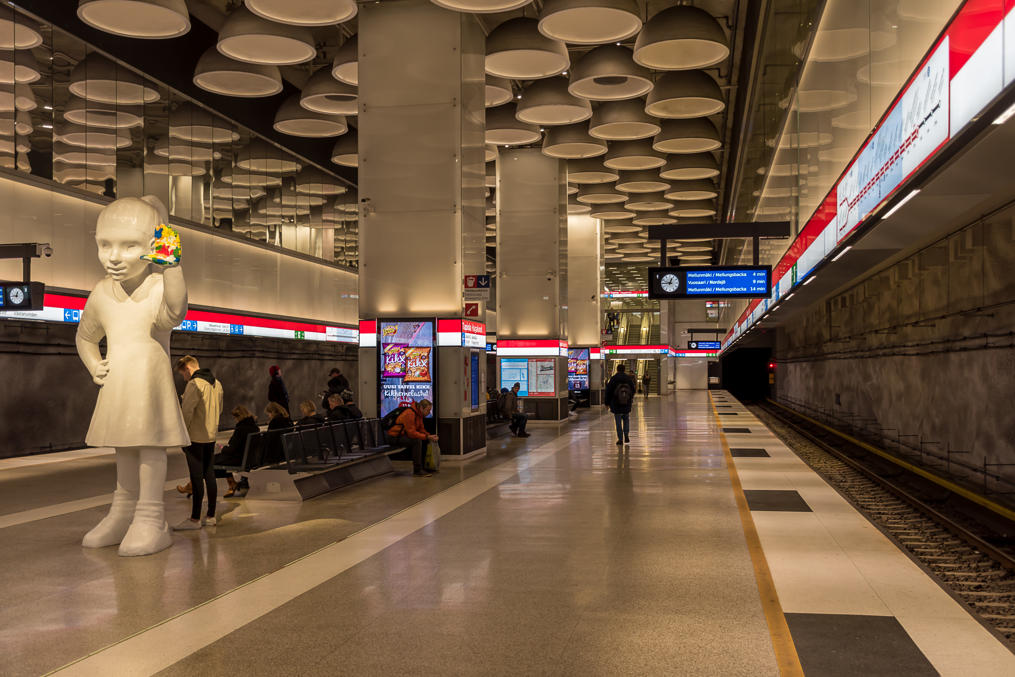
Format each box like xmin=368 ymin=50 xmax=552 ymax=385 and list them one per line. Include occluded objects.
xmin=2 ymin=393 xmax=1013 ymax=676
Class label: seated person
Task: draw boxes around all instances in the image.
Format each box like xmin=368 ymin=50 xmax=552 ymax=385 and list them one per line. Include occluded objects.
xmin=341 ymin=390 xmax=363 ymax=420
xmin=387 ymin=399 xmax=438 ymax=477
xmin=501 ymin=383 xmax=530 ymax=438
xmin=263 ymin=401 xmax=294 ymax=465
xmin=297 ymin=400 xmax=324 ymax=426
xmin=325 ymin=392 xmax=351 ymax=420
xmin=214 ymin=405 xmax=258 ymax=497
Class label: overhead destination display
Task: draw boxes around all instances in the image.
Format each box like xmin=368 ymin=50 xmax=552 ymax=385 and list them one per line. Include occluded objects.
xmin=648 ymin=266 xmax=771 ymax=299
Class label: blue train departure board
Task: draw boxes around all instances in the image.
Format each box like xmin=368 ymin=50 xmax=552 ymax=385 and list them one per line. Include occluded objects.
xmin=648 ymin=266 xmax=771 ymax=299
xmin=688 ymin=341 xmax=721 ymax=350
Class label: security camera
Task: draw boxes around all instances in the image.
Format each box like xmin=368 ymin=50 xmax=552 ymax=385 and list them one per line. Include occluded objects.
xmin=36 ymin=243 xmax=53 ymax=258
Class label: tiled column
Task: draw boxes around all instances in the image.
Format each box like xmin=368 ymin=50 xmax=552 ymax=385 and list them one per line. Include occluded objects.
xmin=357 ymin=0 xmax=487 ymax=457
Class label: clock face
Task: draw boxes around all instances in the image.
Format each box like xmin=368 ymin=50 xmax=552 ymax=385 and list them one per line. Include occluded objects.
xmin=660 ymin=273 xmax=680 ymax=293
xmin=8 ymin=286 xmax=25 ymax=306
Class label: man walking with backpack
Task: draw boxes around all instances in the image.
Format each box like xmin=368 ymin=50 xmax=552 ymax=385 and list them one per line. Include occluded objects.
xmin=605 ymin=363 xmax=636 ymax=446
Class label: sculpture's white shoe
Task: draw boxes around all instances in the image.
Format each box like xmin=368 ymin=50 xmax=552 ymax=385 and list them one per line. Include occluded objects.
xmin=118 ymin=500 xmax=173 ymax=557
xmin=82 ymin=490 xmax=136 ymax=548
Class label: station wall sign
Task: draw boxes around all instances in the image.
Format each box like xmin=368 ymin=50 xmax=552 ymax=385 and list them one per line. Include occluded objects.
xmin=648 ymin=266 xmax=771 ymax=299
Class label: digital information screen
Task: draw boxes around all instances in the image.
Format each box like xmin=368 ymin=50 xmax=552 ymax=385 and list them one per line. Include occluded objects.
xmin=648 ymin=266 xmax=771 ymax=299
xmin=470 ymin=352 xmax=480 ymax=411
xmin=500 ymin=357 xmax=529 ymax=395
xmin=567 ymin=348 xmax=590 ymax=391
xmin=379 ymin=320 xmax=435 ymax=419
xmin=688 ymin=341 xmax=721 ymax=350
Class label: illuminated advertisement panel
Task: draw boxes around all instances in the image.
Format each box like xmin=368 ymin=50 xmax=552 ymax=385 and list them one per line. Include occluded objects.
xmin=379 ymin=320 xmax=435 ymax=418
xmin=567 ymin=348 xmax=590 ymax=391
xmin=500 ymin=357 xmax=529 ymax=395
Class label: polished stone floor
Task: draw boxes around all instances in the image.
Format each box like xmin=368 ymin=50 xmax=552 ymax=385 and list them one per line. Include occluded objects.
xmin=1 ymin=394 xmax=778 ymax=676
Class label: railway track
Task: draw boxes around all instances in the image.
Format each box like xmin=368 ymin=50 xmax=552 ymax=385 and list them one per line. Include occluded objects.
xmin=751 ymin=400 xmax=1015 ymax=643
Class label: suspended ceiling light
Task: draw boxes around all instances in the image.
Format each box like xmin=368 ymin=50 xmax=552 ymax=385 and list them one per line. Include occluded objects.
xmin=486 ymin=103 xmax=540 ymax=145
xmin=63 ymin=97 xmax=141 ymax=129
xmin=609 ymin=236 xmax=646 ymax=244
xmin=645 ymin=71 xmax=724 ymax=118
xmin=0 ymin=109 xmax=31 ymax=135
xmin=604 ymin=139 xmax=665 ymax=170
xmin=633 ymin=5 xmax=730 ymax=70
xmin=269 ymin=188 xmax=326 ymax=207
xmin=566 ymin=183 xmax=578 ymax=195
xmin=0 ymin=9 xmax=42 ymax=50
xmin=576 ymin=183 xmax=627 ymax=204
xmin=567 ymin=195 xmax=592 ymax=214
xmin=220 ymin=165 xmax=284 ymax=187
xmin=0 ymin=49 xmax=40 ymax=85
xmin=431 ymin=0 xmax=532 ymax=13
xmin=623 ymin=190 xmax=670 ymax=211
xmin=568 ymin=45 xmax=651 ymax=101
xmin=653 ymin=118 xmax=720 ymax=153
xmin=542 ymin=122 xmax=607 ymax=158
xmin=603 ymin=218 xmax=640 ymax=232
xmin=485 ymin=162 xmax=497 ymax=186
xmin=331 ymin=36 xmax=358 ymax=86
xmin=52 ymin=142 xmax=116 ymax=166
xmin=254 ymin=195 xmax=311 ymax=216
xmin=245 ymin=0 xmax=357 ymax=26
xmin=330 ymin=130 xmax=358 ymax=167
xmin=169 ymin=102 xmax=239 ymax=143
xmin=591 ymin=205 xmax=637 ymax=219
xmin=537 ymin=0 xmax=642 ymax=45
xmin=665 ymin=179 xmax=717 ymax=201
xmin=486 ymin=18 xmax=569 ymax=80
xmin=486 ymin=75 xmax=513 ymax=107
xmin=211 ymin=179 xmax=266 ymax=200
xmin=235 ymin=139 xmax=302 ymax=173
xmin=334 ymin=189 xmax=359 ymax=213
xmin=771 ymin=131 xmax=832 ymax=149
xmin=806 ymin=28 xmax=896 ymax=63
xmin=77 ymin=0 xmax=190 ymax=39
xmin=588 ymin=99 xmax=660 ymax=140
xmin=615 ymin=169 xmax=670 ymax=193
xmin=632 ymin=209 xmax=676 ymax=225
xmin=193 ymin=47 xmax=282 ymax=97
xmin=670 ymin=199 xmax=716 ymax=217
xmin=69 ymin=54 xmax=158 ymax=103
xmin=615 ymin=245 xmax=650 ymax=254
xmin=301 ymin=67 xmax=357 ymax=115
xmin=143 ymin=153 xmax=206 ymax=176
xmin=274 ymin=95 xmax=348 ymax=137
xmin=567 ymin=157 xmax=618 ymax=183
xmin=485 ymin=144 xmax=498 ymax=163
xmin=659 ymin=152 xmax=718 ymax=180
xmin=293 ymin=167 xmax=348 ymax=196
xmin=54 ymin=123 xmax=131 ymax=149
xmin=218 ymin=7 xmax=316 ymax=66
xmin=0 ymin=84 xmax=35 ymax=113
xmin=516 ymin=77 xmax=591 ymax=125
xmin=153 ymin=136 xmax=220 ymax=161
xmin=54 ymin=164 xmax=116 ymax=183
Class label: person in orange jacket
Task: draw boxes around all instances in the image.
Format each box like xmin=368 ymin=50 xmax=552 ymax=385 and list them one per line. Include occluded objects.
xmin=387 ymin=399 xmax=438 ymax=477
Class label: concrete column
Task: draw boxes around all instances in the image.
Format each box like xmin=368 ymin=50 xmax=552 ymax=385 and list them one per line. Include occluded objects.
xmin=496 ymin=148 xmax=568 ymax=420
xmin=567 ymin=213 xmax=602 ymax=405
xmin=357 ymin=0 xmax=487 ymax=458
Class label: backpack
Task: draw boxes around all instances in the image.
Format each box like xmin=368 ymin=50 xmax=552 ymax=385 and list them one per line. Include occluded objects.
xmin=381 ymin=406 xmax=409 ymax=435
xmin=614 ymin=382 xmax=633 ymax=408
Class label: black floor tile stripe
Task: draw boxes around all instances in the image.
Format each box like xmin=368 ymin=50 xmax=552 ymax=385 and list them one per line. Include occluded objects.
xmin=730 ymin=448 xmax=769 ymax=458
xmin=744 ymin=489 xmax=811 ymax=512
xmin=722 ymin=427 xmax=751 ymax=433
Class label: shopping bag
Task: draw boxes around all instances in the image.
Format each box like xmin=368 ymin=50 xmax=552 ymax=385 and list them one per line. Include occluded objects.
xmin=424 ymin=440 xmax=441 ymax=473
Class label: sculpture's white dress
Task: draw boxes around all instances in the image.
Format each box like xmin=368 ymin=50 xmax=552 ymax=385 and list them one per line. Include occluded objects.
xmin=78 ymin=272 xmax=190 ymax=448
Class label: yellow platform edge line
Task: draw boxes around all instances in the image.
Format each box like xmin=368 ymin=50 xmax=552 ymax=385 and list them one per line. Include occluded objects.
xmin=766 ymin=398 xmax=1015 ymax=524
xmin=710 ymin=392 xmax=804 ymax=677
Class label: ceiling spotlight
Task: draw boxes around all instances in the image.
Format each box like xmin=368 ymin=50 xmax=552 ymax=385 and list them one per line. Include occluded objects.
xmin=634 ymin=5 xmax=730 ymax=70
xmin=218 ymin=6 xmax=317 ymax=65
xmin=77 ymin=0 xmax=190 ymax=39
xmin=537 ymin=0 xmax=642 ymax=46
xmin=193 ymin=46 xmax=283 ymax=97
xmin=486 ymin=18 xmax=569 ymax=80
xmin=245 ymin=0 xmax=357 ymax=26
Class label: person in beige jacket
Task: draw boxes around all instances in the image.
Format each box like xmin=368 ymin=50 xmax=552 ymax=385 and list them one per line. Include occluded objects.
xmin=174 ymin=355 xmax=224 ymax=530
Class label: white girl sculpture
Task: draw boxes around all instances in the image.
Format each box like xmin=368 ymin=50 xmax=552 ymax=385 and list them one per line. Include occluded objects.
xmin=77 ymin=196 xmax=190 ymax=556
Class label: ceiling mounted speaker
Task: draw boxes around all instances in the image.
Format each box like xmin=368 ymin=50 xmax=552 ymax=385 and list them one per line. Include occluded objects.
xmin=604 ymin=139 xmax=664 ymax=170
xmin=670 ymin=199 xmax=716 ymax=217
xmin=431 ymin=0 xmax=533 ymax=13
xmin=567 ymin=195 xmax=592 ymax=214
xmin=634 ymin=5 xmax=730 ymax=70
xmin=486 ymin=75 xmax=513 ymax=107
xmin=69 ymin=53 xmax=158 ymax=103
xmin=659 ymin=152 xmax=718 ymax=180
xmin=486 ymin=103 xmax=541 ymax=145
xmin=236 ymin=139 xmax=302 ymax=173
xmin=331 ymin=129 xmax=358 ymax=167
xmin=624 ymin=190 xmax=670 ymax=211
xmin=542 ymin=122 xmax=607 ymax=158
xmin=537 ymin=0 xmax=642 ymax=45
xmin=218 ymin=7 xmax=316 ymax=66
xmin=645 ymin=70 xmax=724 ymax=118
xmin=486 ymin=18 xmax=569 ymax=80
xmin=0 ymin=84 xmax=36 ymax=112
xmin=77 ymin=0 xmax=190 ymax=39
xmin=293 ymin=167 xmax=348 ymax=195
xmin=245 ymin=0 xmax=357 ymax=26
xmin=0 ymin=49 xmax=40 ymax=85
xmin=567 ymin=157 xmax=618 ymax=183
xmin=169 ymin=102 xmax=239 ymax=143
xmin=568 ymin=45 xmax=652 ymax=101
xmin=516 ymin=77 xmax=591 ymax=125
xmin=632 ymin=209 xmax=676 ymax=225
xmin=64 ymin=97 xmax=141 ymax=128
xmin=589 ymin=99 xmax=660 ymax=140
xmin=54 ymin=123 xmax=131 ymax=149
xmin=193 ymin=47 xmax=282 ymax=97
xmin=0 ymin=9 xmax=42 ymax=50
xmin=274 ymin=95 xmax=348 ymax=137
xmin=577 ymin=183 xmax=627 ymax=205
xmin=664 ymin=178 xmax=717 ymax=201
xmin=653 ymin=118 xmax=720 ymax=153
xmin=301 ymin=67 xmax=357 ymax=115
xmin=331 ymin=36 xmax=358 ymax=85
xmin=616 ymin=169 xmax=670 ymax=193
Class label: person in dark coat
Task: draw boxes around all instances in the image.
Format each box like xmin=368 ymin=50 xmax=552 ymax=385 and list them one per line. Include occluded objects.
xmin=263 ymin=401 xmax=294 ymax=464
xmin=268 ymin=365 xmax=290 ymax=416
xmin=341 ymin=390 xmax=363 ymax=420
xmin=325 ymin=392 xmax=352 ymax=421
xmin=605 ymin=363 xmax=637 ymax=445
xmin=214 ymin=405 xmax=259 ymax=496
xmin=641 ymin=373 xmax=651 ymax=397
xmin=328 ymin=368 xmax=350 ymax=395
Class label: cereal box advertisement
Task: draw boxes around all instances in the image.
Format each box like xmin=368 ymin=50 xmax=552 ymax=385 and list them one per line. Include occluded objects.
xmin=379 ymin=321 xmax=435 ymax=418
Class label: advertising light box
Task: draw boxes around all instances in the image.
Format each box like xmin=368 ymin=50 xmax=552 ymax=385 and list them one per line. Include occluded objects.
xmin=500 ymin=357 xmax=529 ymax=395
xmin=567 ymin=348 xmax=590 ymax=391
xmin=379 ymin=320 xmax=435 ymax=418
xmin=648 ymin=266 xmax=771 ymax=299
xmin=528 ymin=358 xmax=556 ymax=397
